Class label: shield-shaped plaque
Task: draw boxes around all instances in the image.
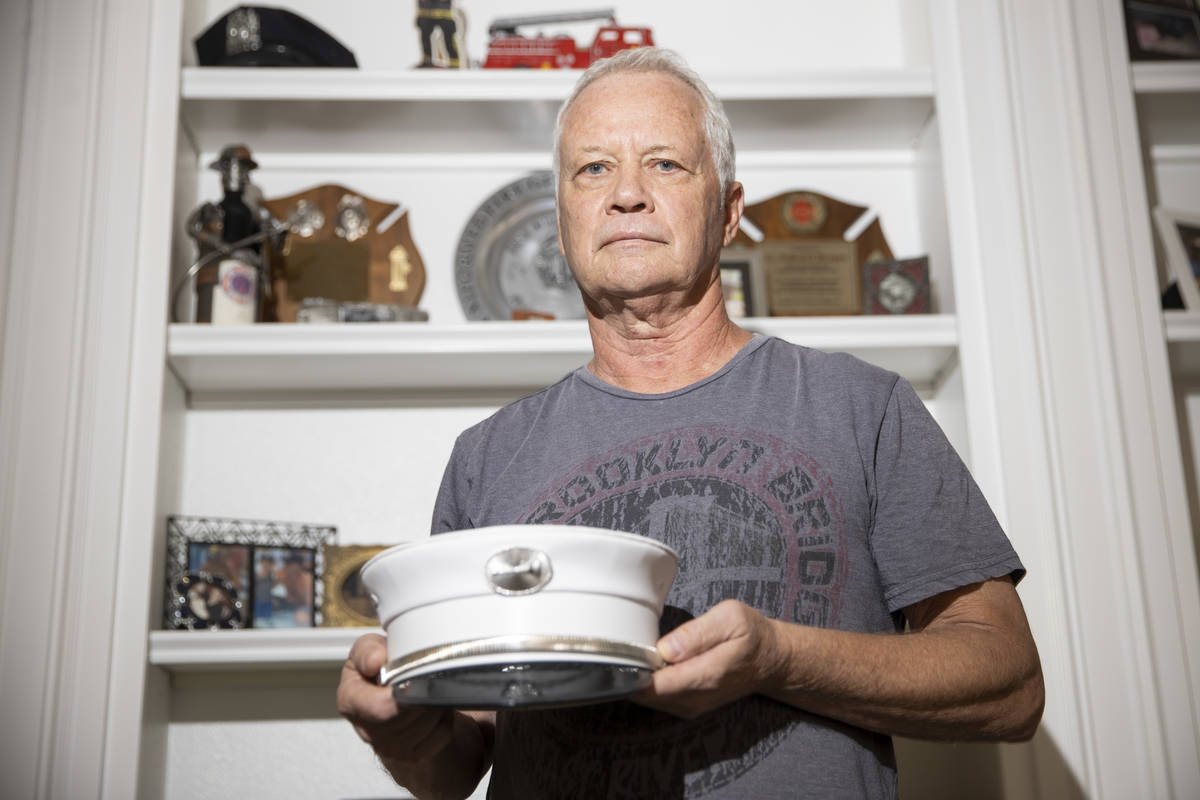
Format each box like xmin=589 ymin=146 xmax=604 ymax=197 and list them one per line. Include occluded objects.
xmin=260 ymin=184 xmax=426 ymax=322
xmin=730 ymin=189 xmax=894 ymax=316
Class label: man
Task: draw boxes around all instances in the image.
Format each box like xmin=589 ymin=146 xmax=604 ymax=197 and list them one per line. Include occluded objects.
xmin=338 ymin=47 xmax=1044 ymax=799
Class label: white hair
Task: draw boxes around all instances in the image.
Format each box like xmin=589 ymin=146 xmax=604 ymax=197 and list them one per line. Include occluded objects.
xmin=552 ymin=47 xmax=736 ymax=195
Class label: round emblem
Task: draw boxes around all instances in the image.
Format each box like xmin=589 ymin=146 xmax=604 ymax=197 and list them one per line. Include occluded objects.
xmin=782 ymin=191 xmax=827 ymax=235
xmin=335 ymin=193 xmax=369 ymax=242
xmin=485 ymin=547 xmax=553 ymax=596
xmin=878 ymin=271 xmax=917 ymax=313
xmin=455 ymin=171 xmax=585 ymax=321
xmin=288 ymin=198 xmax=325 ymax=238
xmin=219 ymin=259 xmax=256 ymax=304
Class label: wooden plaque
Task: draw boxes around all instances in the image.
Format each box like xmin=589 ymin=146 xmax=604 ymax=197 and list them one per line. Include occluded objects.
xmin=261 ymin=184 xmax=427 ymax=322
xmin=729 ymin=190 xmax=894 ymax=317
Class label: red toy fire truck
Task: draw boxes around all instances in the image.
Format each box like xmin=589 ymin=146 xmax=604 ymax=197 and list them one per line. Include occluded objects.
xmin=483 ymin=8 xmax=654 ymax=69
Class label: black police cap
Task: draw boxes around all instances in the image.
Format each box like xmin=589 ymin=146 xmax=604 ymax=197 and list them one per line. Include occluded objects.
xmin=195 ymin=5 xmax=358 ymax=67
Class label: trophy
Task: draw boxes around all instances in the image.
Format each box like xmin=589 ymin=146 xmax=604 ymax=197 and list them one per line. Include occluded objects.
xmin=177 ymin=145 xmax=283 ymax=324
xmin=731 ymin=190 xmax=894 ymax=316
xmin=259 ymin=185 xmax=428 ymax=323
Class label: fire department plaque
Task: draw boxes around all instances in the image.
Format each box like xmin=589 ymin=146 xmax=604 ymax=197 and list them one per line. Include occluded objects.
xmin=260 ymin=184 xmax=426 ymax=322
xmin=732 ymin=190 xmax=894 ymax=316
xmin=762 ymin=240 xmax=859 ymax=315
xmin=455 ymin=171 xmax=585 ymax=321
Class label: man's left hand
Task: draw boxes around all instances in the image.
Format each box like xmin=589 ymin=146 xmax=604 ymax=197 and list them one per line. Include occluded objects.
xmin=633 ymin=598 xmax=785 ymax=718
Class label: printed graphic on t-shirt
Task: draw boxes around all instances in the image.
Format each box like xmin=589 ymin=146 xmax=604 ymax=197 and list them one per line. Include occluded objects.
xmin=505 ymin=425 xmax=849 ymax=797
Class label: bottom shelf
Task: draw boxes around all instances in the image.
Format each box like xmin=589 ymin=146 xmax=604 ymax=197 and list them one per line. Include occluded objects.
xmin=149 ymin=627 xmax=377 ymax=671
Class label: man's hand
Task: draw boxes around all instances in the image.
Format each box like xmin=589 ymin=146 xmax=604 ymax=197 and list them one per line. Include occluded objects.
xmin=633 ymin=579 xmax=1044 ymax=742
xmin=634 ymin=599 xmax=786 ymax=718
xmin=337 ymin=634 xmax=456 ymax=764
xmin=336 ymin=634 xmax=494 ymax=800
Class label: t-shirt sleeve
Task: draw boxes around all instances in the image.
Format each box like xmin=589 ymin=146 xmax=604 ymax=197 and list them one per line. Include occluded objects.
xmin=869 ymin=377 xmax=1025 ymax=614
xmin=429 ymin=428 xmax=481 ymax=535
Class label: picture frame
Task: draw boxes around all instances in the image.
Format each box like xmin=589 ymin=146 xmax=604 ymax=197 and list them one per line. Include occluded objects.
xmin=320 ymin=544 xmax=391 ymax=627
xmin=1124 ymin=1 xmax=1200 ymax=60
xmin=719 ymin=246 xmax=768 ymax=318
xmin=164 ymin=515 xmax=336 ymax=630
xmin=1155 ymin=206 xmax=1200 ymax=309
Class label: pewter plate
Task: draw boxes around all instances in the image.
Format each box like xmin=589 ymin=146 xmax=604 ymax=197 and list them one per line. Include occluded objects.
xmin=454 ymin=171 xmax=585 ymax=321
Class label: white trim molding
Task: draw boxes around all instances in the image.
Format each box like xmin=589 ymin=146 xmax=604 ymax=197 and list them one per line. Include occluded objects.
xmin=0 ymin=0 xmax=167 ymax=798
xmin=933 ymin=0 xmax=1200 ymax=797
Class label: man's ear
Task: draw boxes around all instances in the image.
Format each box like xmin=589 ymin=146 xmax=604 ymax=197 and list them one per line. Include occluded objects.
xmin=722 ymin=182 xmax=745 ymax=247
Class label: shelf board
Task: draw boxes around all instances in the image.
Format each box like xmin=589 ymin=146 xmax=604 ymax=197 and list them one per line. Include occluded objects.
xmin=1165 ymin=311 xmax=1200 ymax=381
xmin=178 ymin=67 xmax=936 ymax=156
xmin=166 ymin=315 xmax=959 ymax=399
xmin=1132 ymin=63 xmax=1200 ymax=150
xmin=1131 ymin=61 xmax=1200 ymax=93
xmin=181 ymin=66 xmax=935 ymax=102
xmin=148 ymin=627 xmax=373 ymax=671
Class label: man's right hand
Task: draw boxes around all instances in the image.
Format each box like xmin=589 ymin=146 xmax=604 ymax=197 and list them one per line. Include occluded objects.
xmin=337 ymin=633 xmax=457 ymax=764
xmin=336 ymin=634 xmax=495 ymax=800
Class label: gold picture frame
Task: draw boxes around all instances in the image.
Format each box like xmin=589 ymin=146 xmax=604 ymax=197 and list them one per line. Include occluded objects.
xmin=320 ymin=544 xmax=391 ymax=627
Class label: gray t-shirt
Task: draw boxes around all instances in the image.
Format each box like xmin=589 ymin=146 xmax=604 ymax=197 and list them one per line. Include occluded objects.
xmin=431 ymin=334 xmax=1023 ymax=799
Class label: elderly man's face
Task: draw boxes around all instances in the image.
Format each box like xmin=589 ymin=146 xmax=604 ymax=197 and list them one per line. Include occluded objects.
xmin=556 ymin=71 xmax=739 ymax=307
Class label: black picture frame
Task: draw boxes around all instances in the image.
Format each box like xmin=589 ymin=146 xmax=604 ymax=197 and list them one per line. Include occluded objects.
xmin=718 ymin=246 xmax=768 ymax=318
xmin=1125 ymin=1 xmax=1200 ymax=60
xmin=164 ymin=515 xmax=336 ymax=630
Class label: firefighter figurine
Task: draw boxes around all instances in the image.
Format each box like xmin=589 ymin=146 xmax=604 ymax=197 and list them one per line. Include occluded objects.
xmin=416 ymin=0 xmax=464 ymax=68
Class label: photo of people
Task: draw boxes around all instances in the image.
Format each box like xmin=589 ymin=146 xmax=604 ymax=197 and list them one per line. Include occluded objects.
xmin=253 ymin=546 xmax=316 ymax=627
xmin=188 ymin=542 xmax=250 ymax=597
xmin=720 ymin=264 xmax=749 ymax=318
xmin=1126 ymin=2 xmax=1200 ymax=59
xmin=184 ymin=578 xmax=239 ymax=626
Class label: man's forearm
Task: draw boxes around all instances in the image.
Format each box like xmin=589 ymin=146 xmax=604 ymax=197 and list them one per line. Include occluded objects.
xmin=765 ymin=618 xmax=1044 ymax=741
xmin=380 ymin=712 xmax=493 ymax=800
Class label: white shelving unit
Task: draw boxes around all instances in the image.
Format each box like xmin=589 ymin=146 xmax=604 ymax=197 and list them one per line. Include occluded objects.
xmin=143 ymin=3 xmax=995 ymax=798
xmin=159 ymin=40 xmax=972 ymax=800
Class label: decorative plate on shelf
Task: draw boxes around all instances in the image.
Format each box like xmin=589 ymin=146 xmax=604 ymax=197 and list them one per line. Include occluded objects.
xmin=454 ymin=171 xmax=585 ymax=321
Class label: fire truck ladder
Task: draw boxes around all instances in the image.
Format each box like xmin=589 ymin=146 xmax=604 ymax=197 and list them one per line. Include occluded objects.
xmin=488 ymin=9 xmax=616 ymax=37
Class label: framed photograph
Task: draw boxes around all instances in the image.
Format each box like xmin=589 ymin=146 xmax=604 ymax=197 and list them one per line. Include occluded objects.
xmin=1155 ymin=206 xmax=1200 ymax=309
xmin=1125 ymin=2 xmax=1200 ymax=60
xmin=253 ymin=546 xmax=317 ymax=628
xmin=719 ymin=246 xmax=767 ymax=318
xmin=164 ymin=515 xmax=336 ymax=630
xmin=321 ymin=544 xmax=391 ymax=627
